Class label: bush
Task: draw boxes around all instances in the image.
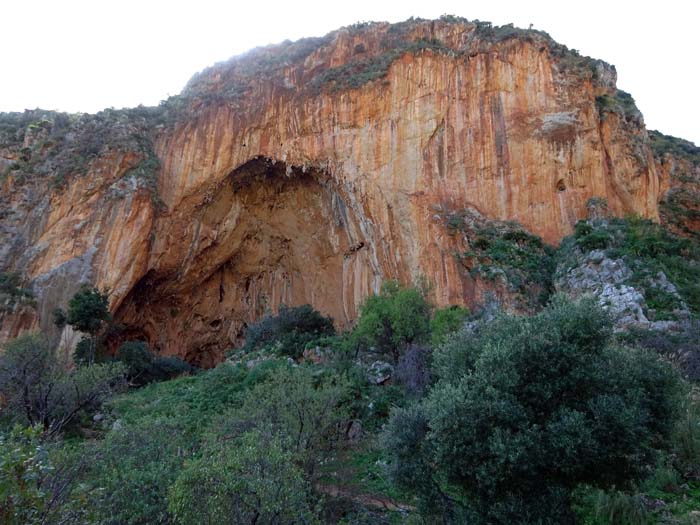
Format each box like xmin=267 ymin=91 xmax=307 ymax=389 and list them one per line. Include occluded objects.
xmin=394 ymin=344 xmax=432 ymax=398
xmin=168 ymin=431 xmax=318 ymax=524
xmin=455 ymin=216 xmax=557 ymax=307
xmin=385 ymin=296 xmax=681 ymax=523
xmin=54 ymin=286 xmax=112 ymax=364
xmin=351 ymin=281 xmax=431 ymax=363
xmin=0 ymin=334 xmax=125 ymax=436
xmin=87 ymin=418 xmax=194 ymax=525
xmin=0 ymin=426 xmax=95 ymax=525
xmin=116 ymin=341 xmax=192 ymax=385
xmin=566 ymin=217 xmax=700 ymax=318
xmin=211 ymin=366 xmax=350 ymax=480
xmin=574 ymin=220 xmax=611 ymax=250
xmin=242 ymin=304 xmax=335 ymax=359
xmin=430 ymin=305 xmax=469 ymax=346
xmin=65 ymin=285 xmax=111 ymax=334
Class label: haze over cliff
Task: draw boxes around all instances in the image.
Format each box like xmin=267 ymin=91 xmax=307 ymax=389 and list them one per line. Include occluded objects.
xmin=1 ymin=17 xmax=698 ymax=365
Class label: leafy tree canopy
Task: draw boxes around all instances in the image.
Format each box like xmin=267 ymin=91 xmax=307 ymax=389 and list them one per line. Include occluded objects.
xmin=385 ymin=296 xmax=681 ymax=523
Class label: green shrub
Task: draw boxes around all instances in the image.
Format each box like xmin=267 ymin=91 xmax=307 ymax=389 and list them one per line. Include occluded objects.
xmin=591 ymin=490 xmax=650 ymax=525
xmin=87 ymin=417 xmax=194 ymax=525
xmin=574 ymin=220 xmax=611 ymax=250
xmin=106 ymin=360 xmax=282 ymax=433
xmin=168 ymin=431 xmax=318 ymax=525
xmin=430 ymin=305 xmax=469 ymax=346
xmin=0 ymin=426 xmax=96 ymax=525
xmin=211 ymin=366 xmax=350 ymax=480
xmin=351 ymin=281 xmax=430 ymax=363
xmin=0 ymin=272 xmax=33 ymax=301
xmin=566 ymin=217 xmax=700 ymax=317
xmin=649 ymin=130 xmax=700 ymax=165
xmin=65 ymin=286 xmax=111 ymax=334
xmin=596 ymin=90 xmax=643 ymax=123
xmin=673 ymin=387 xmax=700 ymax=476
xmin=242 ymin=304 xmax=335 ymax=358
xmin=116 ymin=340 xmax=192 ymax=385
xmin=385 ymin=296 xmax=681 ymax=523
xmin=453 ymin=216 xmax=556 ymax=307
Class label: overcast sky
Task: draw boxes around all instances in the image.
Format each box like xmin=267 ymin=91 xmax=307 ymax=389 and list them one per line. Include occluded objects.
xmin=1 ymin=0 xmax=698 ymax=144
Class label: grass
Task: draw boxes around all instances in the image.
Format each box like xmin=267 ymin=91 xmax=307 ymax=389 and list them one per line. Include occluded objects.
xmin=106 ymin=359 xmax=284 ymax=431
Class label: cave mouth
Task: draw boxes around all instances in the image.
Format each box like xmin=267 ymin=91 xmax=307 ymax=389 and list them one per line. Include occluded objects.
xmin=113 ymin=156 xmax=377 ymax=367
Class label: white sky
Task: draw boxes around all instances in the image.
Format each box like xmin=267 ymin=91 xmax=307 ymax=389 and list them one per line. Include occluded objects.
xmin=1 ymin=0 xmax=698 ymax=144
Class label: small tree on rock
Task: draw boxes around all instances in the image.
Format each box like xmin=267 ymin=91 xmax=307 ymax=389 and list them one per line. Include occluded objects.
xmin=54 ymin=286 xmax=111 ymax=364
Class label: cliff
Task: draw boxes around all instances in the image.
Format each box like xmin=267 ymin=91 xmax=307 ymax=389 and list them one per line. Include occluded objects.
xmin=0 ymin=17 xmax=696 ymax=365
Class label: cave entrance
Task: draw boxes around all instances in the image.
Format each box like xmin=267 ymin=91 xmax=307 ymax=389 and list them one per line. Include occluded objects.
xmin=113 ymin=157 xmax=378 ymax=367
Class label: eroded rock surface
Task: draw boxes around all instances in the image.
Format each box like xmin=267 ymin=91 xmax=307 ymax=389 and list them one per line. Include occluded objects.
xmin=0 ymin=18 xmax=695 ymax=363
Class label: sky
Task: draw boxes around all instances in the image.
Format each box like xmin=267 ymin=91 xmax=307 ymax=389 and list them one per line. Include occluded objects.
xmin=1 ymin=1 xmax=698 ymax=144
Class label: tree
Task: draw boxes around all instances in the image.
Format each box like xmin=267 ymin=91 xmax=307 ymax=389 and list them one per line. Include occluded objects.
xmin=429 ymin=305 xmax=469 ymax=346
xmin=352 ymin=281 xmax=431 ymax=363
xmin=384 ymin=296 xmax=681 ymax=523
xmin=0 ymin=334 xmax=125 ymax=437
xmin=54 ymin=286 xmax=111 ymax=364
xmin=65 ymin=286 xmax=111 ymax=334
xmin=168 ymin=431 xmax=318 ymax=525
xmin=87 ymin=417 xmax=194 ymax=525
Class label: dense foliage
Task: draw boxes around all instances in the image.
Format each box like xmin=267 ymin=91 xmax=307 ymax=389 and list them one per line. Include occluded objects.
xmin=241 ymin=303 xmax=335 ymax=358
xmin=350 ymin=281 xmax=431 ymax=363
xmin=168 ymin=431 xmax=317 ymax=524
xmin=1 ymin=275 xmax=697 ymax=522
xmin=385 ymin=296 xmax=681 ymax=523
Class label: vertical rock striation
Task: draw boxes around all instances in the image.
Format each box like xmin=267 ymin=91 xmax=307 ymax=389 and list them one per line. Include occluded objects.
xmin=0 ymin=18 xmax=692 ymax=363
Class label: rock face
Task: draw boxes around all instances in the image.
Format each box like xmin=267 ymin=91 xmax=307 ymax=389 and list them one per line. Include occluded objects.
xmin=555 ymin=249 xmax=689 ymax=331
xmin=0 ymin=18 xmax=695 ymax=364
xmin=652 ymin=130 xmax=700 ymax=238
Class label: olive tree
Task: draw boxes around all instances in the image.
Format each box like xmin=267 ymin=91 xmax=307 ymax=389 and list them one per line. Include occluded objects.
xmin=384 ymin=296 xmax=681 ymax=523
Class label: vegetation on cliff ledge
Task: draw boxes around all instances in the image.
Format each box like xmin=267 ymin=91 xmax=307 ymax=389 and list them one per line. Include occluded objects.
xmin=0 ymin=107 xmax=164 ymax=199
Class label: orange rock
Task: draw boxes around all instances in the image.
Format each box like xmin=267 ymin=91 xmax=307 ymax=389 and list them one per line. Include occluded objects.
xmin=0 ymin=19 xmax=690 ymax=365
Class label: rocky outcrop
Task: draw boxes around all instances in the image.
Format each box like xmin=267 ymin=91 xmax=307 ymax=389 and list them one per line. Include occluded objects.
xmin=555 ymin=249 xmax=689 ymax=330
xmin=653 ymin=130 xmax=700 ymax=238
xmin=0 ymin=17 xmax=690 ymax=364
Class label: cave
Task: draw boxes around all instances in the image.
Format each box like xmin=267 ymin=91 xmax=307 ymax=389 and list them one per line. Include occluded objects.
xmin=112 ymin=157 xmax=380 ymax=367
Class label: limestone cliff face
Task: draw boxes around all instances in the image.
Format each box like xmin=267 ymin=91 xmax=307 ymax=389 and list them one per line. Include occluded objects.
xmin=0 ymin=18 xmax=682 ymax=365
